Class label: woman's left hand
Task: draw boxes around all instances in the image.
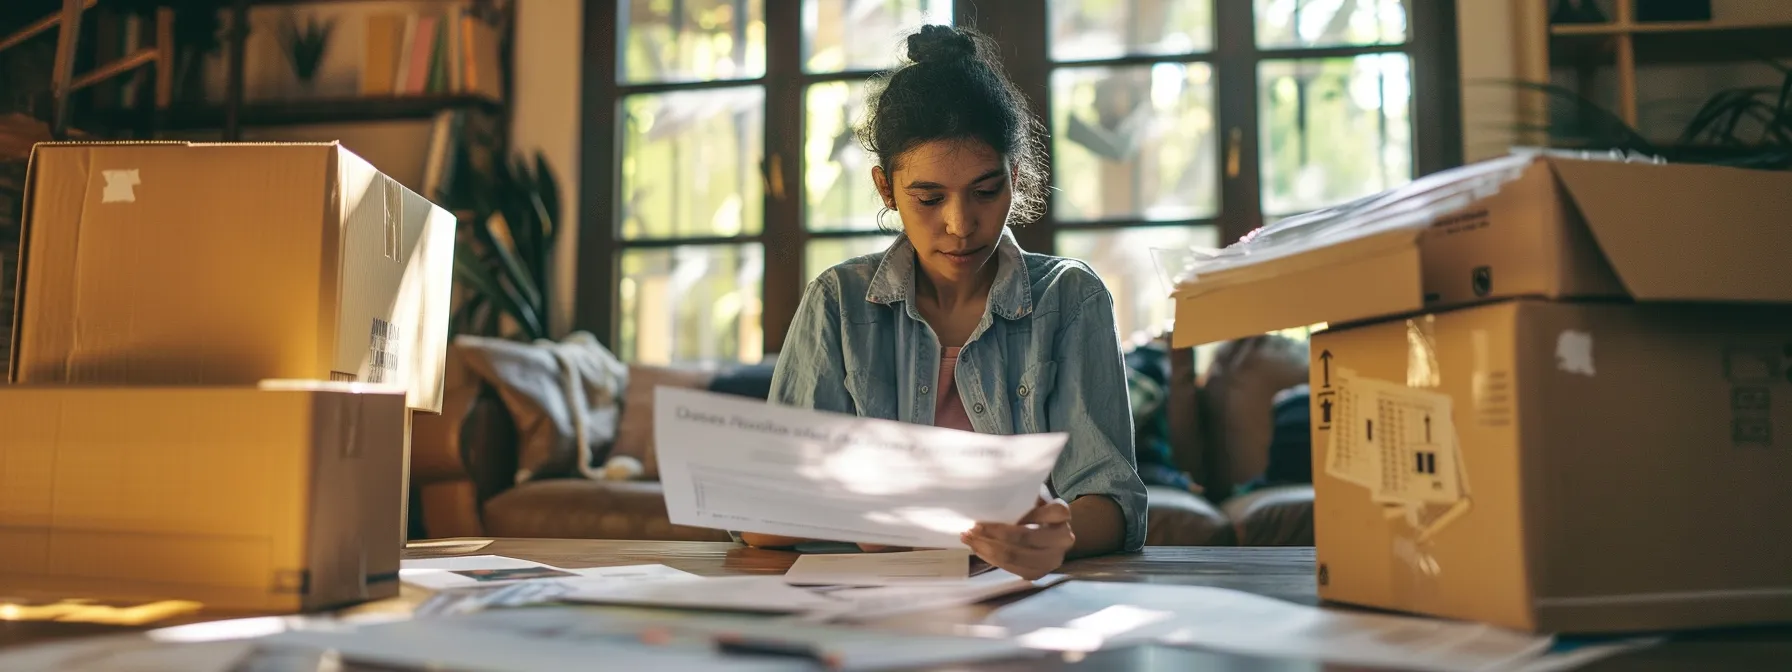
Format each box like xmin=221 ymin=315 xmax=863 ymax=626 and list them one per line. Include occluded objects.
xmin=962 ymin=491 xmax=1075 ymax=581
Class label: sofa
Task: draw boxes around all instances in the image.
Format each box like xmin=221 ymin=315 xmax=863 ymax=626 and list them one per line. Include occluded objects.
xmin=410 ymin=334 xmax=1313 ymax=547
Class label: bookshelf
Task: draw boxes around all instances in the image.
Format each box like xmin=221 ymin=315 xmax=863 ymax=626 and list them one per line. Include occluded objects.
xmin=1525 ymin=3 xmax=1792 ymax=127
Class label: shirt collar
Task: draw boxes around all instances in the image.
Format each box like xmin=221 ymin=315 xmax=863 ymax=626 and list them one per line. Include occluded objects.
xmin=866 ymin=228 xmax=1033 ymax=320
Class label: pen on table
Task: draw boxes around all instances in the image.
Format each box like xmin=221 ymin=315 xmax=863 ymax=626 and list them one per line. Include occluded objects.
xmin=713 ymin=633 xmax=844 ymax=670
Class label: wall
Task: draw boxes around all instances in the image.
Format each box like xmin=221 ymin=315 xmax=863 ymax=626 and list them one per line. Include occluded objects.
xmin=508 ymin=0 xmax=582 ymax=339
xmin=1456 ymin=0 xmax=1523 ymax=163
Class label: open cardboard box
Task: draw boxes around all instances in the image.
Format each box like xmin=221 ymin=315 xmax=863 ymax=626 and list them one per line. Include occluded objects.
xmin=1170 ymin=153 xmax=1792 ymax=633
xmin=1170 ymin=152 xmax=1792 ymax=348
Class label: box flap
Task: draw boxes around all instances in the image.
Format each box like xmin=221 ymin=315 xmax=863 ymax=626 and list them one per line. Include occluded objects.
xmin=1172 ymin=229 xmax=1426 ymax=347
xmin=1550 ymin=159 xmax=1792 ymax=303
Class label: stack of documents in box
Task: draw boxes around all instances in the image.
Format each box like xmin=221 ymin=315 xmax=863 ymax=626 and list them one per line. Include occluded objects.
xmin=0 ymin=141 xmax=455 ymax=612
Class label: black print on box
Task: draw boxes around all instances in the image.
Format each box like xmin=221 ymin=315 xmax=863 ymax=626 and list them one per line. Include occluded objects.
xmin=1733 ymin=418 xmax=1772 ymax=446
xmin=1733 ymin=387 xmax=1771 ymax=412
xmin=369 ymin=318 xmax=400 ymax=384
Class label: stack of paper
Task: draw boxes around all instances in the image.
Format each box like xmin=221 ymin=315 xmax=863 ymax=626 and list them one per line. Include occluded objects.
xmin=399 ymin=555 xmax=697 ymax=591
xmin=782 ymin=549 xmax=992 ymax=586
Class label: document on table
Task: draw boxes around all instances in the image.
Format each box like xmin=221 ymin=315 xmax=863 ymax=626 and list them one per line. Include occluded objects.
xmin=982 ymin=581 xmax=1559 ymax=672
xmin=400 ymin=555 xmax=696 ymax=591
xmin=784 ymin=549 xmax=993 ymax=585
xmin=654 ymin=387 xmax=1067 ymax=549
xmin=563 ymin=576 xmax=844 ymax=614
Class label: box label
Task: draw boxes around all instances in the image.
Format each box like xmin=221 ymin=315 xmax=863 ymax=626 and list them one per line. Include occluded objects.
xmin=1326 ymin=368 xmax=1464 ymax=507
xmin=369 ymin=318 xmax=399 ymax=384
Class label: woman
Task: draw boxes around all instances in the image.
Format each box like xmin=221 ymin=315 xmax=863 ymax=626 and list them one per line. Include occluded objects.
xmin=743 ymin=25 xmax=1147 ymax=580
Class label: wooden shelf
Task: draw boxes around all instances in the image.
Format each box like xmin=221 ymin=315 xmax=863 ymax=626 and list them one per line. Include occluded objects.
xmin=1551 ymin=18 xmax=1792 ymax=36
xmin=96 ymin=94 xmax=502 ymax=131
xmin=1550 ymin=20 xmax=1792 ymax=65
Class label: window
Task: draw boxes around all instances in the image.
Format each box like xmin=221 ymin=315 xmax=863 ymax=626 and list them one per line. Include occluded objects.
xmin=581 ymin=0 xmax=1459 ymax=362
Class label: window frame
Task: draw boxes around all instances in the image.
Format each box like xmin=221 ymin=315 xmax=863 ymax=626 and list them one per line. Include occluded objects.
xmin=578 ymin=0 xmax=1460 ymax=358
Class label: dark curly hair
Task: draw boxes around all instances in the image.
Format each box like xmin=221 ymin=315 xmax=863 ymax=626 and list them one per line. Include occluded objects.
xmin=858 ymin=25 xmax=1049 ymax=225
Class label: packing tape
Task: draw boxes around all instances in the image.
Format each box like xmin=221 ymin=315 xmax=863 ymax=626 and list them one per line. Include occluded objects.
xmin=1386 ymin=316 xmax=1472 ymax=613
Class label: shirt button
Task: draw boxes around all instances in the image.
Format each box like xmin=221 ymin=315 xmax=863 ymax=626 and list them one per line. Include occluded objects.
xmin=973 ymin=402 xmax=986 ymax=414
xmin=920 ymin=385 xmax=930 ymax=395
xmin=1018 ymin=384 xmax=1030 ymax=398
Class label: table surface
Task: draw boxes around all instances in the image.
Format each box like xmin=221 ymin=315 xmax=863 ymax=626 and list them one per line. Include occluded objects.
xmin=6 ymin=539 xmax=1791 ymax=671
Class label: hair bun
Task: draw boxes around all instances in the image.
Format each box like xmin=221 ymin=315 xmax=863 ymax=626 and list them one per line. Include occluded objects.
xmin=906 ymin=25 xmax=976 ymax=64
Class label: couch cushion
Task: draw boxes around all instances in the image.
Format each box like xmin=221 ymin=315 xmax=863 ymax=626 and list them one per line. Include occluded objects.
xmin=1200 ymin=335 xmax=1310 ymax=499
xmin=613 ymin=366 xmax=716 ymax=480
xmin=483 ymin=479 xmax=731 ymax=542
xmin=1222 ymin=485 xmax=1314 ymax=547
xmin=1144 ymin=486 xmax=1234 ymax=547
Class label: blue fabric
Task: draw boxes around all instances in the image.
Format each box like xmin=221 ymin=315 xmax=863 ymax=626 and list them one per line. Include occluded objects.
xmin=769 ymin=230 xmax=1149 ymax=552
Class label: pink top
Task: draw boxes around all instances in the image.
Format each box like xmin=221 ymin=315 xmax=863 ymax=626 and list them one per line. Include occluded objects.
xmin=935 ymin=347 xmax=976 ymax=432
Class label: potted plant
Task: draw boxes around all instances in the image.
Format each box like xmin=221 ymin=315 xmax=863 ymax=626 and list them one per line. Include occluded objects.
xmin=1500 ymin=67 xmax=1792 ymax=170
xmin=278 ymin=11 xmax=334 ymax=96
xmin=447 ymin=150 xmax=561 ymax=341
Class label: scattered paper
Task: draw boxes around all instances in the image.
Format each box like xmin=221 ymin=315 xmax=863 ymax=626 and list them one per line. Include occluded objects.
xmin=0 ymin=637 xmax=256 ymax=672
xmin=983 ymin=581 xmax=1554 ymax=672
xmin=1326 ymin=368 xmax=1464 ymax=506
xmin=400 ymin=556 xmax=696 ymax=592
xmin=784 ymin=549 xmax=991 ymax=586
xmin=405 ymin=538 xmax=495 ymax=558
xmin=654 ymin=387 xmax=1067 ymax=549
xmin=412 ymin=564 xmax=701 ymax=617
xmin=816 ymin=571 xmax=1067 ymax=623
xmin=564 ymin=575 xmax=844 ymax=614
xmin=262 ymin=618 xmax=791 ymax=671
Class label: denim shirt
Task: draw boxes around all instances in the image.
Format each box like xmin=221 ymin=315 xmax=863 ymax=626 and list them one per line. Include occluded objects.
xmin=769 ymin=230 xmax=1149 ymax=552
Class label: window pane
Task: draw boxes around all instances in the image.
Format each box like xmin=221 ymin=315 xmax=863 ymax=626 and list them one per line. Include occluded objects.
xmin=804 ymin=0 xmax=953 ymax=74
xmin=1057 ymin=226 xmax=1220 ymax=343
xmin=622 ymin=87 xmax=765 ymax=240
xmin=621 ymin=0 xmax=767 ymax=83
xmin=1255 ymin=0 xmax=1407 ymax=49
xmin=619 ymin=245 xmax=764 ymax=366
xmin=805 ymin=80 xmax=884 ymax=232
xmin=805 ymin=235 xmax=897 ymax=283
xmin=1051 ymin=64 xmax=1219 ymax=223
xmin=1258 ymin=55 xmax=1412 ymax=216
xmin=1049 ymin=0 xmax=1213 ymax=61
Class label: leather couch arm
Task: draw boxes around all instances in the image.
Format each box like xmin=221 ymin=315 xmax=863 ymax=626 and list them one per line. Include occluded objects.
xmin=410 ymin=346 xmax=521 ymax=538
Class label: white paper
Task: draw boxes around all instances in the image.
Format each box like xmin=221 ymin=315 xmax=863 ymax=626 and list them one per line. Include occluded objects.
xmin=563 ymin=575 xmax=844 ymax=614
xmin=815 ymin=571 xmax=1068 ymax=623
xmin=984 ymin=581 xmax=1554 ymax=672
xmin=1327 ymin=368 xmax=1463 ymax=506
xmin=654 ymin=387 xmax=1067 ymax=549
xmin=263 ymin=619 xmax=791 ymax=672
xmin=401 ymin=556 xmax=696 ymax=592
xmin=784 ymin=549 xmax=981 ymax=585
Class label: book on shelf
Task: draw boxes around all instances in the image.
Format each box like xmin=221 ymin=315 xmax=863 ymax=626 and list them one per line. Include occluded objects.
xmin=360 ymin=7 xmax=504 ymax=101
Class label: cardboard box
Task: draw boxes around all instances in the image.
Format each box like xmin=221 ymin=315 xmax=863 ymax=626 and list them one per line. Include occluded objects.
xmin=1311 ymin=300 xmax=1792 ymax=633
xmin=0 ymin=384 xmax=406 ymax=612
xmin=10 ymin=142 xmax=455 ymax=413
xmin=1171 ymin=153 xmax=1792 ymax=347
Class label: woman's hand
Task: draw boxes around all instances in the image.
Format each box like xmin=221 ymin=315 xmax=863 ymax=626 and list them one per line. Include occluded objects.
xmin=962 ymin=491 xmax=1075 ymax=581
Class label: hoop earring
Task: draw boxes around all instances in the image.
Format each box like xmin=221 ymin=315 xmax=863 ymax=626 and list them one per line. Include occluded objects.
xmin=876 ymin=208 xmax=895 ymax=232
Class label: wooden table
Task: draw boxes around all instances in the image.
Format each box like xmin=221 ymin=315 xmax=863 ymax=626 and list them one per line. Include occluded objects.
xmin=4 ymin=540 xmax=1790 ymax=670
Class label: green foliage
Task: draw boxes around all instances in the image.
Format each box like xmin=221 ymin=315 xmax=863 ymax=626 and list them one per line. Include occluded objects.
xmin=278 ymin=12 xmax=335 ymax=82
xmin=449 ymin=152 xmax=560 ymax=341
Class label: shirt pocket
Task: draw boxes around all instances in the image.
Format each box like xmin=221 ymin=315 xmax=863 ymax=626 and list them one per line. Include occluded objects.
xmin=1015 ymin=360 xmax=1058 ymax=434
xmin=844 ymin=368 xmax=897 ymax=420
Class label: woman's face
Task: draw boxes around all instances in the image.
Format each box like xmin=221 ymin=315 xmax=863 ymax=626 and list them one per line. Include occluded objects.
xmin=875 ymin=138 xmax=1013 ymax=286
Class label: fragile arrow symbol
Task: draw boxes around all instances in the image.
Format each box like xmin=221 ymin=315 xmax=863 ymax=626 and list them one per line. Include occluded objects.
xmin=1320 ymin=398 xmax=1333 ymax=423
xmin=1366 ymin=419 xmax=1373 ymax=441
xmin=1425 ymin=415 xmax=1431 ymax=442
xmin=1320 ymin=350 xmax=1333 ymax=388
